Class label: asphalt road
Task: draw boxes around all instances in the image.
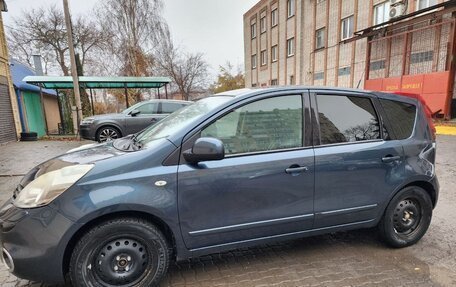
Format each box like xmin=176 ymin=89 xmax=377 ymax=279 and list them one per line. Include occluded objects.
xmin=0 ymin=136 xmax=455 ymax=287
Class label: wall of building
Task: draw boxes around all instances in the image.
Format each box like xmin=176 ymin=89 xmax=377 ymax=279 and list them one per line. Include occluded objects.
xmin=244 ymin=0 xmax=449 ymax=90
xmin=0 ymin=8 xmax=21 ymax=142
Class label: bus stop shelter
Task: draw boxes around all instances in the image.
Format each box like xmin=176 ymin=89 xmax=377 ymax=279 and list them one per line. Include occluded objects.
xmin=24 ymin=76 xmax=172 ymax=110
xmin=23 ymin=76 xmax=172 ymax=135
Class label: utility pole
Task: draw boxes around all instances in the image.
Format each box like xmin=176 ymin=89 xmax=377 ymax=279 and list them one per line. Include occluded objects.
xmin=63 ymin=0 xmax=83 ymax=136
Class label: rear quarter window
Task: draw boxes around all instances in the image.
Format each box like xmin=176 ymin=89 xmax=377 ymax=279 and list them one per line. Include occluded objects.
xmin=379 ymin=99 xmax=416 ymax=140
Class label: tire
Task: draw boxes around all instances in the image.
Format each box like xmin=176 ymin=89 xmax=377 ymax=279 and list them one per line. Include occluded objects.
xmin=20 ymin=132 xmax=38 ymax=141
xmin=69 ymin=217 xmax=170 ymax=287
xmin=378 ymin=186 xmax=433 ymax=248
xmin=96 ymin=126 xmax=121 ymax=142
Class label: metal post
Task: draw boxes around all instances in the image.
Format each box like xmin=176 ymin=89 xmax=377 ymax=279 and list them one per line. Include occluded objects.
xmin=124 ymin=83 xmax=129 ymax=108
xmin=157 ymin=87 xmax=160 ymax=99
xmin=39 ymin=85 xmax=49 ymax=135
xmin=165 ymin=84 xmax=168 ymax=99
xmin=89 ymin=88 xmax=95 ymax=115
xmin=55 ymin=89 xmax=65 ymax=134
xmin=63 ymin=0 xmax=83 ymax=136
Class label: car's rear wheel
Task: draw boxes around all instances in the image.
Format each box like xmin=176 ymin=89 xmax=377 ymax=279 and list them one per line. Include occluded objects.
xmin=97 ymin=126 xmax=121 ymax=142
xmin=378 ymin=186 xmax=433 ymax=248
xmin=69 ymin=217 xmax=170 ymax=287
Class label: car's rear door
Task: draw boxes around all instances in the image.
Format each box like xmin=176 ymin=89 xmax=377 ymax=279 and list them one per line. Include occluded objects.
xmin=177 ymin=92 xmax=315 ymax=250
xmin=311 ymin=90 xmax=405 ymax=228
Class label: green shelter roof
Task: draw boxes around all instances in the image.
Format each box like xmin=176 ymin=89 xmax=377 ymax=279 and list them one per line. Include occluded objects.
xmin=23 ymin=76 xmax=172 ymax=89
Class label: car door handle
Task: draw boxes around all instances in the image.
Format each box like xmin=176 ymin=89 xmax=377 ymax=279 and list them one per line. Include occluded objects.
xmin=381 ymin=155 xmax=401 ymax=163
xmin=285 ymin=166 xmax=309 ymax=174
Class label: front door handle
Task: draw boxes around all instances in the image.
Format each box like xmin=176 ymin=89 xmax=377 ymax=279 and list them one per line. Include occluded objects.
xmin=382 ymin=155 xmax=401 ymax=163
xmin=285 ymin=166 xmax=309 ymax=174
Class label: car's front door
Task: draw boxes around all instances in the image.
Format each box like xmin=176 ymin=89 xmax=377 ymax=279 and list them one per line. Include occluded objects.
xmin=311 ymin=91 xmax=404 ymax=228
xmin=178 ymin=93 xmax=315 ymax=250
xmin=125 ymin=102 xmax=160 ymax=133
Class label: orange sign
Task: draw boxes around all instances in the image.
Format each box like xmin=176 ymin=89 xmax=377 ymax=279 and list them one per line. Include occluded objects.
xmin=365 ymin=71 xmax=451 ymax=117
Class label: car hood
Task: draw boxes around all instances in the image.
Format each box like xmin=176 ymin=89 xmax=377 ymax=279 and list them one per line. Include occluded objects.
xmin=18 ymin=143 xmax=126 ymax=190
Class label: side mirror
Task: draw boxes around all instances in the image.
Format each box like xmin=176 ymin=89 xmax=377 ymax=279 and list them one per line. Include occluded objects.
xmin=183 ymin=137 xmax=225 ymax=164
xmin=130 ymin=109 xmax=140 ymax=117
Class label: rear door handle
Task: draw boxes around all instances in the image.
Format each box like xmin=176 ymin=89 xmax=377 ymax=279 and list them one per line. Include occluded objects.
xmin=382 ymin=155 xmax=401 ymax=163
xmin=285 ymin=166 xmax=309 ymax=174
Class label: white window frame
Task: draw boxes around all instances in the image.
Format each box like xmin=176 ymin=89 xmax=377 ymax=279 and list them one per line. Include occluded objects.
xmin=417 ymin=0 xmax=437 ymax=10
xmin=287 ymin=0 xmax=295 ymax=18
xmin=287 ymin=38 xmax=295 ymax=57
xmin=251 ymin=22 xmax=257 ymax=39
xmin=316 ymin=28 xmax=325 ymax=50
xmin=261 ymin=50 xmax=267 ymax=66
xmin=271 ymin=45 xmax=278 ymax=62
xmin=252 ymin=54 xmax=257 ymax=69
xmin=260 ymin=16 xmax=266 ymax=33
xmin=271 ymin=9 xmax=278 ymax=27
xmin=341 ymin=16 xmax=354 ymax=41
xmin=373 ymin=1 xmax=390 ymax=25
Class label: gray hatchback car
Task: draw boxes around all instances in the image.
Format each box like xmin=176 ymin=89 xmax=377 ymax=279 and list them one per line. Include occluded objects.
xmin=79 ymin=99 xmax=191 ymax=142
xmin=0 ymin=87 xmax=438 ymax=286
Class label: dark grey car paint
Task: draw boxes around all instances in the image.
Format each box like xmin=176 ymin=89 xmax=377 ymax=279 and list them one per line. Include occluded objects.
xmin=0 ymin=87 xmax=438 ymax=283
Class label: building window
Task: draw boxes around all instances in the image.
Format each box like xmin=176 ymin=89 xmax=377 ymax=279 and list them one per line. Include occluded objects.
xmin=287 ymin=38 xmax=295 ymax=57
xmin=260 ymin=16 xmax=266 ymax=33
xmin=338 ymin=67 xmax=351 ymax=76
xmin=251 ymin=22 xmax=257 ymax=39
xmin=271 ymin=79 xmax=278 ymax=86
xmin=314 ymin=71 xmax=324 ymax=81
xmin=271 ymin=45 xmax=278 ymax=62
xmin=271 ymin=9 xmax=278 ymax=27
xmin=410 ymin=51 xmax=434 ymax=64
xmin=417 ymin=0 xmax=437 ymax=10
xmin=370 ymin=60 xmax=386 ymax=71
xmin=252 ymin=54 xmax=257 ymax=69
xmin=261 ymin=50 xmax=267 ymax=66
xmin=373 ymin=2 xmax=390 ymax=25
xmin=341 ymin=16 xmax=354 ymax=41
xmin=287 ymin=0 xmax=295 ymax=18
xmin=316 ymin=28 xmax=325 ymax=50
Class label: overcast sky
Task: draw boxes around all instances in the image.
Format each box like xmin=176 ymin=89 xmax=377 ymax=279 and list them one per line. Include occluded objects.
xmin=2 ymin=0 xmax=258 ymax=78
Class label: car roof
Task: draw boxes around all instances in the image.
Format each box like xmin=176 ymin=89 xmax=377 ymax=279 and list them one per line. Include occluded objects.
xmin=216 ymin=86 xmax=418 ymax=105
xmin=141 ymin=99 xmax=192 ymax=104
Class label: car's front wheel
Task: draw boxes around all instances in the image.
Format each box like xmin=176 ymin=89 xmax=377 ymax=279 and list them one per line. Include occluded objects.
xmin=378 ymin=186 xmax=433 ymax=248
xmin=69 ymin=217 xmax=170 ymax=287
xmin=96 ymin=126 xmax=121 ymax=142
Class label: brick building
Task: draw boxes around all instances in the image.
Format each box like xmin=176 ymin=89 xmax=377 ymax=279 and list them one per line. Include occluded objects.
xmin=244 ymin=0 xmax=456 ymax=118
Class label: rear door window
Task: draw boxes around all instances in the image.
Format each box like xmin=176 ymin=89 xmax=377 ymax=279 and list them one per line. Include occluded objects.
xmin=316 ymin=94 xmax=381 ymax=145
xmin=201 ymin=95 xmax=303 ymax=155
xmin=137 ymin=103 xmax=158 ymax=115
xmin=161 ymin=102 xmax=186 ymax=114
xmin=379 ymin=99 xmax=416 ymax=140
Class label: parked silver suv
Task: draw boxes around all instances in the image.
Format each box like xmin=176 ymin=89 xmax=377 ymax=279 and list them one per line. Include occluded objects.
xmin=79 ymin=99 xmax=191 ymax=142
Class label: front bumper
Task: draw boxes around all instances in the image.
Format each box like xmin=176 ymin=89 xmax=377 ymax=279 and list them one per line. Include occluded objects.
xmin=0 ymin=201 xmax=79 ymax=284
xmin=79 ymin=124 xmax=96 ymax=141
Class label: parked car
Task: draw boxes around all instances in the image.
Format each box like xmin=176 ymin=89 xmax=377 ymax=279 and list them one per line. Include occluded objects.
xmin=0 ymin=87 xmax=438 ymax=286
xmin=80 ymin=99 xmax=192 ymax=142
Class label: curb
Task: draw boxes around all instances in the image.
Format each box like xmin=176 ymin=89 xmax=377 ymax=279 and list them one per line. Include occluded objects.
xmin=436 ymin=126 xmax=456 ymax=135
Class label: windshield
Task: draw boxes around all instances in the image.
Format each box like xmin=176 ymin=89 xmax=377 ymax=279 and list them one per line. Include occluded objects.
xmin=136 ymin=96 xmax=233 ymax=146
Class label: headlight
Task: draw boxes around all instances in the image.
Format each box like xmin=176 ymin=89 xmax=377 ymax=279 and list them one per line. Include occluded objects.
xmin=81 ymin=118 xmax=95 ymax=125
xmin=14 ymin=164 xmax=94 ymax=209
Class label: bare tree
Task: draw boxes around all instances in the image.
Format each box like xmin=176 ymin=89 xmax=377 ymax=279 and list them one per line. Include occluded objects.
xmin=155 ymin=33 xmax=209 ymax=100
xmin=7 ymin=4 xmax=104 ymax=76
